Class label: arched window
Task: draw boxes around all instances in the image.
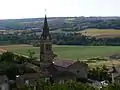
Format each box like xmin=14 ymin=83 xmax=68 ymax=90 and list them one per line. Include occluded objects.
xmin=77 ymin=70 xmax=80 ymax=73
xmin=46 ymin=44 xmax=51 ymax=50
xmin=40 ymin=44 xmax=44 ymax=54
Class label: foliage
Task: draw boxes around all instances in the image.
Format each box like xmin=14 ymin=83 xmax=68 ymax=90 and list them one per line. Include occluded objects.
xmin=88 ymin=65 xmax=110 ymax=81
xmin=23 ymin=81 xmax=97 ymax=90
xmin=87 ymin=57 xmax=107 ymax=61
xmin=21 ymin=80 xmax=120 ymax=90
xmin=102 ymin=83 xmax=120 ymax=90
xmin=0 ymin=52 xmax=14 ymax=62
xmin=27 ymin=49 xmax=36 ymax=62
xmin=1 ymin=29 xmax=120 ymax=46
xmin=0 ymin=52 xmax=36 ymax=79
xmin=14 ymin=54 xmax=28 ymax=64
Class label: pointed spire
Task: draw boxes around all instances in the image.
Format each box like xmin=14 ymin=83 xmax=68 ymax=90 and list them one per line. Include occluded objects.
xmin=43 ymin=14 xmax=49 ymax=32
xmin=41 ymin=12 xmax=51 ymax=40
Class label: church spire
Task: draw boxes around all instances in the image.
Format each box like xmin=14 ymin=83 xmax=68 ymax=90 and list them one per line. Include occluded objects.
xmin=40 ymin=12 xmax=54 ymax=65
xmin=43 ymin=14 xmax=49 ymax=33
xmin=41 ymin=14 xmax=51 ymax=40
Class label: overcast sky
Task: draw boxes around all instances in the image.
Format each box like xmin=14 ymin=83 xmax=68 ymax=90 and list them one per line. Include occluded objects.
xmin=0 ymin=0 xmax=119 ymax=19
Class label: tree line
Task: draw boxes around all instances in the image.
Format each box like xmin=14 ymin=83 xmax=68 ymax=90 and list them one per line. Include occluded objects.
xmin=52 ymin=33 xmax=120 ymax=46
xmin=1 ymin=32 xmax=120 ymax=46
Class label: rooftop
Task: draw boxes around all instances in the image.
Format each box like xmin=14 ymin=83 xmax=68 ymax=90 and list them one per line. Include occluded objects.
xmin=53 ymin=60 xmax=76 ymax=68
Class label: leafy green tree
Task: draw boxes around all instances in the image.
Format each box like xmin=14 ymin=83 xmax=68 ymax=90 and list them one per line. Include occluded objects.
xmin=27 ymin=49 xmax=36 ymax=62
xmin=14 ymin=54 xmax=28 ymax=64
xmin=0 ymin=52 xmax=14 ymax=62
xmin=88 ymin=65 xmax=109 ymax=81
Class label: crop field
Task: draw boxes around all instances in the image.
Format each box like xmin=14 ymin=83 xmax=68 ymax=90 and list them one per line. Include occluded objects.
xmin=0 ymin=44 xmax=120 ymax=59
xmin=80 ymin=29 xmax=120 ymax=38
xmin=1 ymin=44 xmax=120 ymax=67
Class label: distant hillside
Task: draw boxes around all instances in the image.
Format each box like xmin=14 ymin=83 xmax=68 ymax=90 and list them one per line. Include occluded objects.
xmin=0 ymin=17 xmax=120 ymax=31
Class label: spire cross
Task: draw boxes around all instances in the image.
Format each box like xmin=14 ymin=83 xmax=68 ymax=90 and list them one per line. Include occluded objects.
xmin=44 ymin=9 xmax=47 ymax=15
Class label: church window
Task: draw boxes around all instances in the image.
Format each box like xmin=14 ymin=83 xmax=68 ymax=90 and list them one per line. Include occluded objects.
xmin=77 ymin=70 xmax=80 ymax=73
xmin=46 ymin=44 xmax=51 ymax=50
xmin=47 ymin=36 xmax=49 ymax=40
xmin=59 ymin=80 xmax=64 ymax=84
xmin=25 ymin=80 xmax=29 ymax=86
xmin=40 ymin=44 xmax=44 ymax=53
xmin=45 ymin=78 xmax=49 ymax=82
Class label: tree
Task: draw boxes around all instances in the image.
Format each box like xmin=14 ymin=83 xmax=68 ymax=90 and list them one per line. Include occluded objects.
xmin=6 ymin=64 xmax=17 ymax=80
xmin=88 ymin=65 xmax=109 ymax=81
xmin=27 ymin=49 xmax=36 ymax=62
xmin=15 ymin=55 xmax=28 ymax=64
xmin=0 ymin=52 xmax=14 ymax=62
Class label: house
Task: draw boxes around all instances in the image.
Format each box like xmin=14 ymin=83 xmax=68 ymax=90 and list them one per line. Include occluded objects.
xmin=16 ymin=72 xmax=49 ymax=89
xmin=46 ymin=60 xmax=88 ymax=83
xmin=108 ymin=66 xmax=120 ymax=83
xmin=0 ymin=75 xmax=9 ymax=90
xmin=53 ymin=60 xmax=87 ymax=78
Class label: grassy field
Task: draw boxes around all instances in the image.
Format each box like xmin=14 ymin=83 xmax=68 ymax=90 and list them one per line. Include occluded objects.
xmin=80 ymin=29 xmax=120 ymax=38
xmin=1 ymin=44 xmax=120 ymax=67
xmin=0 ymin=44 xmax=120 ymax=60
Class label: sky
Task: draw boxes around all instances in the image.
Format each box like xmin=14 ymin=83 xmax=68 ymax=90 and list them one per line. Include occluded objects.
xmin=0 ymin=0 xmax=119 ymax=19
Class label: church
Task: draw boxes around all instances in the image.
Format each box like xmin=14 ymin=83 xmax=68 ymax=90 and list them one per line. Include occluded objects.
xmin=16 ymin=15 xmax=88 ymax=88
xmin=39 ymin=14 xmax=88 ymax=82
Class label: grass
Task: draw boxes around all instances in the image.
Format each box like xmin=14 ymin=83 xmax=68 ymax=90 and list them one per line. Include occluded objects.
xmin=1 ymin=44 xmax=120 ymax=67
xmin=80 ymin=29 xmax=120 ymax=38
xmin=1 ymin=44 xmax=120 ymax=60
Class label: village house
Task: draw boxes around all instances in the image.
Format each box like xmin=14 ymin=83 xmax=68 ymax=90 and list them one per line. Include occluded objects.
xmin=108 ymin=66 xmax=120 ymax=83
xmin=47 ymin=60 xmax=88 ymax=82
xmin=0 ymin=75 xmax=9 ymax=90
xmin=16 ymin=72 xmax=49 ymax=89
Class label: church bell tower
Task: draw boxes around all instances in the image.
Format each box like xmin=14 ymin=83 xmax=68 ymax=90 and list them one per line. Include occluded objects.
xmin=40 ymin=14 xmax=54 ymax=65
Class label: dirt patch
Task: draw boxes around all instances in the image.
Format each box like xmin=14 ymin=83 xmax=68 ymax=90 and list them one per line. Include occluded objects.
xmin=0 ymin=44 xmax=32 ymax=53
xmin=0 ymin=44 xmax=32 ymax=48
xmin=0 ymin=48 xmax=7 ymax=53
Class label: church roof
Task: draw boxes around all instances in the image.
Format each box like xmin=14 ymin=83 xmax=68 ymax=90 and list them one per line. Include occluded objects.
xmin=55 ymin=71 xmax=75 ymax=77
xmin=53 ymin=60 xmax=76 ymax=68
xmin=46 ymin=64 xmax=75 ymax=77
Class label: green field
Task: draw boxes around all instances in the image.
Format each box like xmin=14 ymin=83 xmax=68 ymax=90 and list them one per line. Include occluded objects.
xmin=1 ymin=44 xmax=120 ymax=60
xmin=80 ymin=29 xmax=120 ymax=38
xmin=1 ymin=44 xmax=120 ymax=67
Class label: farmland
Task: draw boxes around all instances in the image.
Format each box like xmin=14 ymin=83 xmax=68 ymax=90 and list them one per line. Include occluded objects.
xmin=1 ymin=44 xmax=120 ymax=60
xmin=80 ymin=29 xmax=120 ymax=38
xmin=1 ymin=44 xmax=120 ymax=67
